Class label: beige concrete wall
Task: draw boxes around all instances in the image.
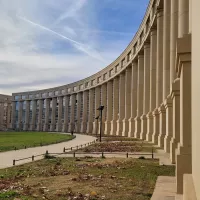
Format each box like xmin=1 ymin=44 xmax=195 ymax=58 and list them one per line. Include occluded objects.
xmin=192 ymin=0 xmax=200 ymax=198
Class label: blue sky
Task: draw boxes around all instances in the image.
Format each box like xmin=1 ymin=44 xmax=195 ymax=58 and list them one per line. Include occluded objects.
xmin=0 ymin=0 xmax=149 ymax=95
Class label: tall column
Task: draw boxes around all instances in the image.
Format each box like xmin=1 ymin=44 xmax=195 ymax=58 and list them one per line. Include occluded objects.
xmin=63 ymin=96 xmax=69 ymax=132
xmin=7 ymin=103 xmax=11 ymax=129
xmin=116 ymin=73 xmax=125 ymax=136
xmin=87 ymin=89 xmax=94 ymax=133
xmin=170 ymin=0 xmax=178 ymax=85
xmin=156 ymin=9 xmax=164 ymax=107
xmin=105 ymin=81 xmax=113 ymax=135
xmin=146 ymin=29 xmax=157 ymax=141
xmin=140 ymin=43 xmax=150 ymax=140
xmin=24 ymin=100 xmax=30 ymax=131
xmin=93 ymin=87 xmax=100 ymax=134
xmin=134 ymin=55 xmax=144 ymax=138
xmin=44 ymin=99 xmax=50 ymax=131
xmin=128 ymin=62 xmax=138 ymax=137
xmin=111 ymin=77 xmax=119 ymax=135
xmin=50 ymin=98 xmax=56 ymax=132
xmin=122 ymin=67 xmax=131 ymax=137
xmin=69 ymin=94 xmax=76 ymax=132
xmin=31 ymin=100 xmax=37 ymax=131
xmin=101 ymin=84 xmax=107 ymax=135
xmin=163 ymin=0 xmax=171 ymax=100
xmin=57 ymin=97 xmax=63 ymax=132
xmin=37 ymin=99 xmax=43 ymax=131
xmin=176 ymin=35 xmax=191 ymax=194
xmin=76 ymin=93 xmax=82 ymax=133
xmin=81 ymin=90 xmax=89 ymax=133
xmin=170 ymin=79 xmax=180 ymax=164
xmin=152 ymin=8 xmax=163 ymax=144
xmin=11 ymin=101 xmax=16 ymax=129
xmin=18 ymin=101 xmax=23 ymax=130
xmin=178 ymin=0 xmax=189 ymax=38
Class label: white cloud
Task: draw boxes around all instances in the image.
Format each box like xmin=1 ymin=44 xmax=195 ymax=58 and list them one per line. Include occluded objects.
xmin=0 ymin=0 xmax=146 ymax=95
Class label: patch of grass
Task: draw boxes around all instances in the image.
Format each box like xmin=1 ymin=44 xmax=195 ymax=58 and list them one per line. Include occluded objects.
xmin=0 ymin=132 xmax=75 ymax=152
xmin=0 ymin=157 xmax=175 ymax=200
xmin=0 ymin=191 xmax=19 ymax=200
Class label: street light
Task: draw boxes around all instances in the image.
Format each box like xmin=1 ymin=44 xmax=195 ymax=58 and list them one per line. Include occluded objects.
xmin=95 ymin=116 xmax=99 ymax=137
xmin=97 ymin=105 xmax=104 ymax=142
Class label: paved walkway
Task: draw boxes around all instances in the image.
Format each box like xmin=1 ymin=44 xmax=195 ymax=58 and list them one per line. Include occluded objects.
xmin=0 ymin=133 xmax=96 ymax=169
xmin=151 ymin=176 xmax=183 ymax=200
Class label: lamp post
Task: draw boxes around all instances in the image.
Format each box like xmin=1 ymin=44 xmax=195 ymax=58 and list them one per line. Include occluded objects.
xmin=95 ymin=116 xmax=99 ymax=137
xmin=97 ymin=105 xmax=104 ymax=142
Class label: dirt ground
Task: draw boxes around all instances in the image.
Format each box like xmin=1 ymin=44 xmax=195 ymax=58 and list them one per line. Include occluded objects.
xmin=0 ymin=157 xmax=175 ymax=200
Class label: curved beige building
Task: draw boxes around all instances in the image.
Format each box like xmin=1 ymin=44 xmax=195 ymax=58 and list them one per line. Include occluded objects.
xmin=11 ymin=0 xmax=200 ymax=199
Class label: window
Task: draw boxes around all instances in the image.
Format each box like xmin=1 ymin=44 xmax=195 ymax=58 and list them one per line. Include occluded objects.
xmin=15 ymin=96 xmax=19 ymax=100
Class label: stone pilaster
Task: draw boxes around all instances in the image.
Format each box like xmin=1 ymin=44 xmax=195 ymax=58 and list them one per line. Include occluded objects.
xmin=63 ymin=96 xmax=69 ymax=132
xmin=156 ymin=8 xmax=164 ymax=107
xmin=122 ymin=67 xmax=131 ymax=137
xmin=134 ymin=55 xmax=144 ymax=139
xmin=11 ymin=101 xmax=16 ymax=129
xmin=164 ymin=97 xmax=173 ymax=153
xmin=69 ymin=94 xmax=76 ymax=132
xmin=128 ymin=62 xmax=138 ymax=137
xmin=146 ymin=29 xmax=157 ymax=141
xmin=116 ymin=73 xmax=125 ymax=136
xmin=44 ymin=99 xmax=50 ymax=131
xmin=163 ymin=0 xmax=171 ymax=101
xmin=111 ymin=77 xmax=119 ymax=135
xmin=87 ymin=89 xmax=94 ymax=134
xmin=76 ymin=93 xmax=82 ymax=133
xmin=153 ymin=9 xmax=164 ymax=144
xmin=170 ymin=79 xmax=180 ymax=164
xmin=93 ymin=87 xmax=100 ymax=134
xmin=24 ymin=100 xmax=30 ymax=131
xmin=30 ymin=100 xmax=37 ymax=131
xmin=178 ymin=0 xmax=189 ymax=38
xmin=81 ymin=90 xmax=89 ymax=133
xmin=37 ymin=99 xmax=43 ymax=131
xmin=170 ymin=0 xmax=178 ymax=85
xmin=50 ymin=98 xmax=57 ymax=132
xmin=101 ymin=84 xmax=107 ymax=135
xmin=56 ymin=97 xmax=63 ymax=132
xmin=140 ymin=43 xmax=150 ymax=140
xmin=18 ymin=101 xmax=23 ymax=130
xmin=105 ymin=81 xmax=113 ymax=135
xmin=176 ymin=34 xmax=191 ymax=194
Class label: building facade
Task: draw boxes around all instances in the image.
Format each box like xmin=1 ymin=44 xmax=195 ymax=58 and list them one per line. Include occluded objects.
xmin=11 ymin=0 xmax=199 ymax=199
xmin=0 ymin=94 xmax=12 ymax=131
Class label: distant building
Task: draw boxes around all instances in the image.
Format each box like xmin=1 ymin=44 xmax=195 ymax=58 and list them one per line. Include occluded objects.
xmin=0 ymin=94 xmax=12 ymax=131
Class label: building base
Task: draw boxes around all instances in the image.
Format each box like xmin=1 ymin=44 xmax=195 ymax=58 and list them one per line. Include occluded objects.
xmin=176 ymin=145 xmax=192 ymax=194
xmin=80 ymin=122 xmax=87 ymax=133
xmin=116 ymin=120 xmax=123 ymax=136
xmin=122 ymin=119 xmax=129 ymax=137
xmin=104 ymin=121 xmax=111 ymax=135
xmin=146 ymin=112 xmax=153 ymax=142
xmin=110 ymin=120 xmax=117 ymax=135
xmin=128 ymin=117 xmax=135 ymax=138
xmin=134 ymin=116 xmax=141 ymax=139
xmin=140 ymin=115 xmax=147 ymax=140
xmin=158 ymin=105 xmax=166 ymax=148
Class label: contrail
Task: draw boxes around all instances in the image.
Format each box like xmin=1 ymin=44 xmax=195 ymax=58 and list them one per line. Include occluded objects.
xmin=17 ymin=15 xmax=105 ymax=62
